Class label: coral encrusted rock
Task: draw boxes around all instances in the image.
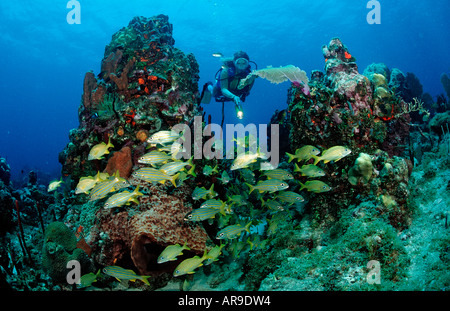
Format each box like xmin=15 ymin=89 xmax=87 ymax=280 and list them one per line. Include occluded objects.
xmin=59 ymin=15 xmax=209 ymax=288
xmin=59 ymin=14 xmax=201 ymax=183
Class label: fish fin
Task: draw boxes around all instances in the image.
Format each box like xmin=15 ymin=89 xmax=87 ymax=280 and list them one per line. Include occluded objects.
xmin=107 ymin=136 xmax=114 ymax=149
xmin=299 ymin=182 xmax=306 ymax=190
xmin=244 ymin=221 xmax=252 ymax=233
xmin=129 ymin=197 xmax=140 ymax=205
xmin=286 ymin=152 xmax=296 ymax=163
xmin=182 ymin=241 xmax=191 ymax=251
xmin=140 ymin=276 xmax=151 ymax=286
xmin=170 ymin=173 xmax=180 ymax=187
xmin=133 ymin=186 xmax=144 ymax=197
xmin=312 ymin=155 xmax=321 ymax=166
xmin=187 ymin=164 xmax=196 ymax=177
xmin=294 ymin=163 xmax=301 ymax=173
xmin=245 ymin=183 xmax=254 ymax=194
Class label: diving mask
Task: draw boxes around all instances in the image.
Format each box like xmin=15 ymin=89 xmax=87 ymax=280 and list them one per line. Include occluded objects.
xmin=234 ymin=57 xmax=249 ymax=70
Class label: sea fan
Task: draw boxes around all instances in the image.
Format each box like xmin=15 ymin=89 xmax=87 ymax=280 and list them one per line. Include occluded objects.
xmin=239 ymin=65 xmax=309 ymax=88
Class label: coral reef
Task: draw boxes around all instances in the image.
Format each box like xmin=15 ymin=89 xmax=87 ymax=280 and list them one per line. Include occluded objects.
xmin=2 ymin=18 xmax=449 ymax=292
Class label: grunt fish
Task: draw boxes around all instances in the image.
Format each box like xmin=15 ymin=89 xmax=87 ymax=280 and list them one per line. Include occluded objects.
xmin=202 ymin=164 xmax=218 ymax=176
xmin=157 ymin=242 xmax=190 ymax=264
xmin=159 ymin=157 xmax=194 ymax=176
xmin=47 ymin=177 xmax=63 ymax=192
xmin=262 ymin=168 xmax=294 ymax=180
xmin=299 ymin=180 xmax=332 ymax=193
xmin=103 ymin=186 xmax=143 ymax=209
xmin=276 ymin=191 xmax=305 ymax=205
xmin=312 ymin=146 xmax=351 ymax=165
xmin=216 ymin=221 xmax=252 ymax=240
xmin=192 ymin=184 xmax=216 ymax=200
xmin=204 ymin=244 xmax=226 ymax=265
xmin=286 ymin=145 xmax=320 ymax=163
xmin=147 ymin=130 xmax=183 ymax=145
xmin=246 ymin=179 xmax=289 ymax=194
xmin=230 ymin=151 xmax=265 ymax=171
xmin=77 ymin=270 xmax=101 ymax=288
xmin=294 ymin=163 xmax=325 ymax=178
xmin=132 ymin=167 xmax=179 ymax=187
xmin=138 ymin=150 xmax=172 ymax=167
xmin=89 ymin=172 xmax=129 ymax=201
xmin=103 ymin=265 xmax=150 ymax=285
xmin=88 ymin=137 xmax=114 ymax=160
xmin=75 ymin=172 xmax=101 ymax=194
xmin=184 ymin=207 xmax=220 ymax=222
xmin=173 ymin=251 xmax=210 ymax=277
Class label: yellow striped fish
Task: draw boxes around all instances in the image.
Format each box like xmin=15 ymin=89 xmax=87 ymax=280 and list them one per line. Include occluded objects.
xmin=103 ymin=186 xmax=143 ymax=209
xmin=89 ymin=172 xmax=130 ymax=201
xmin=294 ymin=163 xmax=325 ymax=178
xmin=204 ymin=244 xmax=226 ymax=265
xmin=200 ymin=199 xmax=227 ymax=211
xmin=138 ymin=150 xmax=172 ymax=166
xmin=286 ymin=145 xmax=320 ymax=163
xmin=157 ymin=242 xmax=190 ymax=264
xmin=132 ymin=167 xmax=179 ymax=187
xmin=173 ymin=251 xmax=210 ymax=277
xmin=102 ymin=266 xmax=150 ymax=285
xmin=159 ymin=157 xmax=193 ymax=176
xmin=261 ymin=198 xmax=284 ymax=211
xmin=157 ymin=141 xmax=186 ymax=160
xmin=216 ymin=221 xmax=252 ymax=240
xmin=47 ymin=177 xmax=63 ymax=192
xmin=299 ymin=180 xmax=332 ymax=193
xmin=88 ymin=137 xmax=114 ymax=160
xmin=192 ymin=184 xmax=216 ymax=200
xmin=262 ymin=168 xmax=293 ymax=180
xmin=246 ymin=179 xmax=289 ymax=194
xmin=312 ymin=146 xmax=351 ymax=165
xmin=75 ymin=172 xmax=102 ymax=194
xmin=276 ymin=191 xmax=305 ymax=205
xmin=184 ymin=207 xmax=220 ymax=222
xmin=77 ymin=269 xmax=101 ymax=288
xmin=147 ymin=130 xmax=183 ymax=145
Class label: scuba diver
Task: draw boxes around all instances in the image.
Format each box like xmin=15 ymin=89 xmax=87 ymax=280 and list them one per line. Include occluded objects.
xmin=199 ymin=51 xmax=257 ymax=127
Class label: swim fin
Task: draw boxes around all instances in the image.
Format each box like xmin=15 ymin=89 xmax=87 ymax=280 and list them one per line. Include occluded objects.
xmin=200 ymin=82 xmax=212 ymax=104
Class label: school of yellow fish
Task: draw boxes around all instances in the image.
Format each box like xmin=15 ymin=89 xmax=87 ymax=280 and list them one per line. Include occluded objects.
xmin=69 ymin=128 xmax=351 ymax=288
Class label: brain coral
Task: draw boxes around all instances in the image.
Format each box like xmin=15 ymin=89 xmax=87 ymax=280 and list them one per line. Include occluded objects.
xmin=42 ymin=222 xmax=94 ymax=283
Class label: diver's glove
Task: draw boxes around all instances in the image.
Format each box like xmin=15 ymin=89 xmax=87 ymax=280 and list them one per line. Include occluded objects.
xmin=233 ymin=95 xmax=241 ymax=105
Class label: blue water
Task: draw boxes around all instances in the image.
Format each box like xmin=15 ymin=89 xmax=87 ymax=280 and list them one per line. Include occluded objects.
xmin=1 ymin=0 xmax=449 ymax=183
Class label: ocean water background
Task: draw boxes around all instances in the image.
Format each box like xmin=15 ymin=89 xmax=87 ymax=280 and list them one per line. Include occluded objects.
xmin=0 ymin=0 xmax=449 ymax=184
